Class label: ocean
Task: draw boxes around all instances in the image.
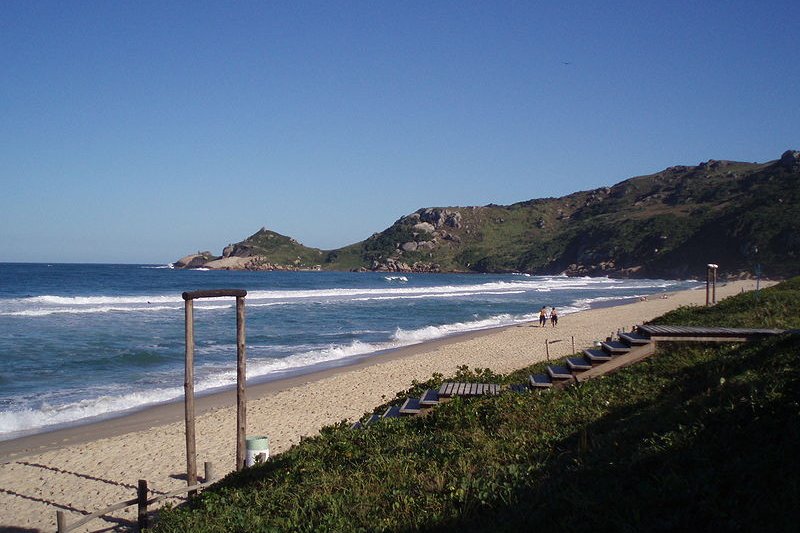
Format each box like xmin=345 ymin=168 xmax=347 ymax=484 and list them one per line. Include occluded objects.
xmin=0 ymin=263 xmax=701 ymax=441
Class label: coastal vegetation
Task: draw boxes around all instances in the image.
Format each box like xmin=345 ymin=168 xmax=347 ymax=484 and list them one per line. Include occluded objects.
xmin=175 ymin=149 xmax=800 ymax=279
xmin=153 ymin=278 xmax=800 ymax=532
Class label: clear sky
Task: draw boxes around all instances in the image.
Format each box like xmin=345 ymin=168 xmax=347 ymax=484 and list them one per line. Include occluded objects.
xmin=1 ymin=1 xmax=797 ymax=263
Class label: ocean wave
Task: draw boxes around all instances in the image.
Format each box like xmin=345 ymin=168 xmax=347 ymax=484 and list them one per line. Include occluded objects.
xmin=0 ymin=310 xmax=541 ymax=437
xmin=0 ymin=386 xmax=184 ymax=437
xmin=0 ymin=277 xmax=697 ymax=319
xmin=350 ymin=290 xmax=527 ymax=302
xmin=1 ymin=305 xmax=180 ymax=317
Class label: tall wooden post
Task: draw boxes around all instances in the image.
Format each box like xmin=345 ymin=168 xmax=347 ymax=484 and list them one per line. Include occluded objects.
xmin=236 ymin=295 xmax=247 ymax=471
xmin=182 ymin=289 xmax=248 ymax=482
xmin=706 ymin=263 xmax=718 ymax=305
xmin=184 ymin=298 xmax=197 ymax=489
xmin=712 ymin=265 xmax=717 ymax=304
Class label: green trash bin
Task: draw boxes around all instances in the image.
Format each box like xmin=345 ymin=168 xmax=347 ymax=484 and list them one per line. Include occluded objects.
xmin=245 ymin=435 xmax=269 ymax=467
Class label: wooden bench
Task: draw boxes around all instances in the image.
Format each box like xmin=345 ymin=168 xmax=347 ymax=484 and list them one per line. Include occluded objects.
xmin=547 ymin=365 xmax=573 ymax=380
xmin=600 ymin=340 xmax=631 ymax=354
xmin=529 ymin=374 xmax=553 ymax=388
xmin=619 ymin=331 xmax=651 ymax=346
xmin=437 ymin=382 xmax=500 ymax=398
xmin=583 ymin=348 xmax=612 ymax=363
xmin=399 ymin=397 xmax=422 ymax=415
xmin=419 ymin=389 xmax=440 ymax=406
xmin=566 ymin=357 xmax=592 ymax=371
xmin=382 ymin=405 xmax=402 ymax=418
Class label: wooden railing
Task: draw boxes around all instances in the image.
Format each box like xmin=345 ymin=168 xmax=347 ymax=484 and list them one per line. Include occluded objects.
xmin=56 ymin=462 xmax=216 ymax=532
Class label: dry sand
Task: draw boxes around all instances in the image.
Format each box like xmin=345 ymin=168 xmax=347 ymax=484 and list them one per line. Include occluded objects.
xmin=0 ymin=280 xmax=769 ymax=531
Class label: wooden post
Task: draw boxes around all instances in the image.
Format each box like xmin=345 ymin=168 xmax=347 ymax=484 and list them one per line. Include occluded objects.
xmin=204 ymin=461 xmax=215 ymax=483
xmin=545 ymin=339 xmax=550 ymax=361
xmin=706 ymin=264 xmax=711 ymax=306
xmin=56 ymin=510 xmax=66 ymax=533
xmin=137 ymin=479 xmax=148 ymax=530
xmin=571 ymin=335 xmax=575 ymax=354
xmin=184 ymin=298 xmax=197 ymax=491
xmin=236 ymin=295 xmax=247 ymax=472
xmin=712 ymin=265 xmax=717 ymax=304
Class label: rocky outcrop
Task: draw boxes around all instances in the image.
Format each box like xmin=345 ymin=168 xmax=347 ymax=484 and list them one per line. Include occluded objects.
xmin=174 ymin=252 xmax=219 ymax=269
xmin=779 ymin=149 xmax=800 ymax=170
xmin=202 ymin=255 xmax=321 ymax=271
xmin=370 ymin=259 xmax=441 ymax=273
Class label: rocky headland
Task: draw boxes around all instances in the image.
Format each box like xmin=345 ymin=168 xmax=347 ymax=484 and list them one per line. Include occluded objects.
xmin=175 ymin=150 xmax=800 ymax=279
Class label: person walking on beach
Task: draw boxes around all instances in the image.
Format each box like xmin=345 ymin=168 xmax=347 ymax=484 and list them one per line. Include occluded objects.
xmin=550 ymin=307 xmax=558 ymax=327
xmin=539 ymin=306 xmax=548 ymax=327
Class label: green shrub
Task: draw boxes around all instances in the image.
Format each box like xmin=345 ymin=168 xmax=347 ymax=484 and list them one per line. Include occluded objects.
xmin=154 ymin=280 xmax=800 ymax=532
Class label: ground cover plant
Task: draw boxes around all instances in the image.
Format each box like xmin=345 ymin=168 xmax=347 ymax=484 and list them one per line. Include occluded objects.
xmin=153 ymin=279 xmax=800 ymax=532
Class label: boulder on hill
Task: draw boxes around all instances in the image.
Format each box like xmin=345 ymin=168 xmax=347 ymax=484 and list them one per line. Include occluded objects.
xmin=174 ymin=252 xmax=218 ymax=269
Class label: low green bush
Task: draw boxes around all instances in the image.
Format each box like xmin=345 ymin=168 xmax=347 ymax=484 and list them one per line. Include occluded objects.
xmin=154 ymin=281 xmax=800 ymax=532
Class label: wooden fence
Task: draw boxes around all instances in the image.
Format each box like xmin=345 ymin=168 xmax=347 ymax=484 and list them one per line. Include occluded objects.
xmin=55 ymin=462 xmax=216 ymax=532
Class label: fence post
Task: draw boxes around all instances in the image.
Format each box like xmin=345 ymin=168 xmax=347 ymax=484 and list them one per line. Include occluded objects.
xmin=236 ymin=296 xmax=247 ymax=472
xmin=204 ymin=461 xmax=215 ymax=483
xmin=571 ymin=335 xmax=575 ymax=354
xmin=138 ymin=479 xmax=148 ymax=530
xmin=545 ymin=339 xmax=550 ymax=361
xmin=184 ymin=297 xmax=198 ymax=494
xmin=57 ymin=510 xmax=66 ymax=533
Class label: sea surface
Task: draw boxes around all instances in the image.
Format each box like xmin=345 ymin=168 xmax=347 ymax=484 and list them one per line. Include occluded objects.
xmin=0 ymin=263 xmax=701 ymax=441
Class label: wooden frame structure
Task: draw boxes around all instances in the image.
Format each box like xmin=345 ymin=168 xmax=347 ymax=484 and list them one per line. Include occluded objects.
xmin=182 ymin=289 xmax=247 ymax=489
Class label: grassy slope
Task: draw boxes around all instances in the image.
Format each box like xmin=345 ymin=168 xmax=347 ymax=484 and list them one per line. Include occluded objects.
xmin=153 ymin=280 xmax=800 ymax=532
xmin=319 ymin=156 xmax=799 ymax=278
xmin=208 ymin=154 xmax=799 ymax=277
xmin=235 ymin=228 xmax=326 ymax=267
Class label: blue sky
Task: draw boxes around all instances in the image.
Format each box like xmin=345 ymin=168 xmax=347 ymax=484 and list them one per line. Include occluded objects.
xmin=1 ymin=1 xmax=797 ymax=263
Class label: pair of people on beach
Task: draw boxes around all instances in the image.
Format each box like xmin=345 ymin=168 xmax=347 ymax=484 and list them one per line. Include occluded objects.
xmin=539 ymin=306 xmax=558 ymax=327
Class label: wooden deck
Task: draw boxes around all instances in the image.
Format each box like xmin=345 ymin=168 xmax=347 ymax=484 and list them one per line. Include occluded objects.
xmin=638 ymin=325 xmax=784 ymax=342
xmin=437 ymin=382 xmax=500 ymax=398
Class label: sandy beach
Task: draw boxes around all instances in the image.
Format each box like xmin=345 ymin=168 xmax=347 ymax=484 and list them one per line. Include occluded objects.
xmin=0 ymin=280 xmax=769 ymax=531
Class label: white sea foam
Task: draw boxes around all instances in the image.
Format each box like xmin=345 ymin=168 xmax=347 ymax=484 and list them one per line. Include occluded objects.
xmin=0 ymin=309 xmax=540 ymax=437
xmin=1 ymin=277 xmax=690 ymax=318
xmin=3 ymin=305 xmax=180 ymax=317
xmin=0 ymin=386 xmax=184 ymax=437
xmin=0 ymin=276 xmax=688 ymax=317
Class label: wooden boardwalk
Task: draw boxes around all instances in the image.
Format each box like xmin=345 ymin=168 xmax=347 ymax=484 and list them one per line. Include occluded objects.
xmin=638 ymin=325 xmax=784 ymax=342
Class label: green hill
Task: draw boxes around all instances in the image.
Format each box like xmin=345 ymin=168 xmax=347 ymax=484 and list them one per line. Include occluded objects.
xmin=176 ymin=150 xmax=800 ymax=278
xmin=331 ymin=150 xmax=800 ymax=278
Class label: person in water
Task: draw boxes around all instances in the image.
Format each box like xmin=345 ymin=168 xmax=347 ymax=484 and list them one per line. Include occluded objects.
xmin=539 ymin=306 xmax=548 ymax=327
xmin=550 ymin=307 xmax=558 ymax=327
